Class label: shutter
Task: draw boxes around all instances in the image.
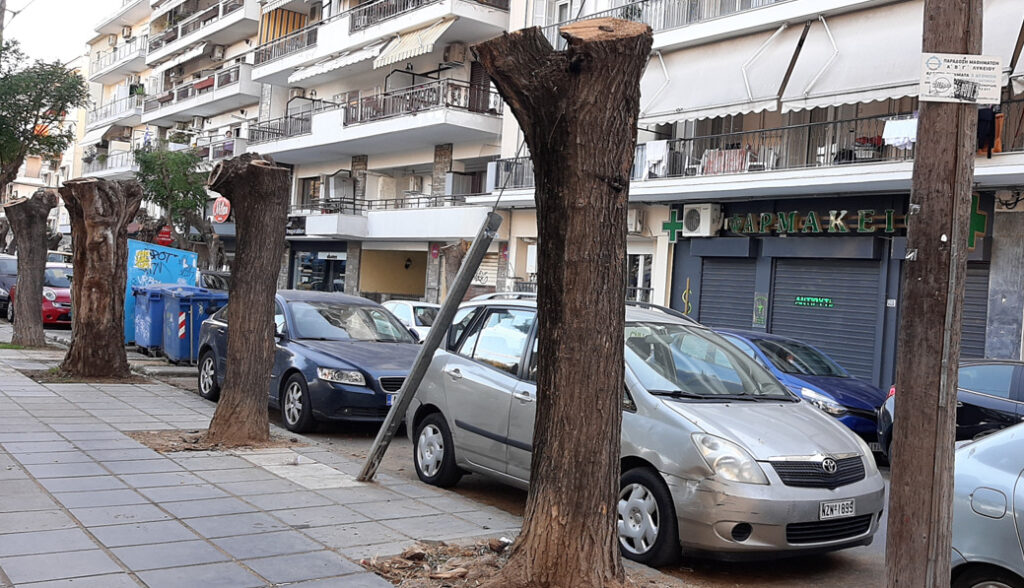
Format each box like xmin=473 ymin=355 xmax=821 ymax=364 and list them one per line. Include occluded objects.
xmin=770 ymin=259 xmax=881 ymax=383
xmin=471 ymin=253 xmax=500 ymax=287
xmin=960 ymin=263 xmax=990 ymax=359
xmin=698 ymin=258 xmax=756 ymax=329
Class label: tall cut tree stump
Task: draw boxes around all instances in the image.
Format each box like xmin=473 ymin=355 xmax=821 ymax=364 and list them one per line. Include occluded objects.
xmin=475 ymin=18 xmax=653 ymax=588
xmin=204 ymin=153 xmax=290 ymax=446
xmin=58 ymin=179 xmax=143 ymax=377
xmin=5 ymin=189 xmax=58 ymax=347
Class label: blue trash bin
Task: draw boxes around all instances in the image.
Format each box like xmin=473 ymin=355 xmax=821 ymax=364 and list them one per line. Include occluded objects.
xmin=161 ymin=286 xmax=229 ymax=364
xmin=132 ymin=286 xmax=167 ymax=355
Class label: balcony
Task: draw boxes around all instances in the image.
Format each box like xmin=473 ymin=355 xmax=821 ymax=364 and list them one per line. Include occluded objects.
xmin=146 ymin=0 xmax=259 ymax=66
xmin=95 ymin=0 xmax=151 ymax=36
xmin=250 ymin=79 xmax=503 ymax=163
xmin=86 ymin=95 xmax=145 ymax=129
xmin=90 ymin=37 xmax=149 ymax=84
xmin=251 ymin=0 xmax=508 ymax=85
xmin=287 ymin=195 xmax=495 ymax=240
xmin=195 ymin=136 xmax=248 ymax=167
xmin=142 ymin=64 xmax=261 ymax=126
xmin=82 ymin=151 xmax=139 ymax=179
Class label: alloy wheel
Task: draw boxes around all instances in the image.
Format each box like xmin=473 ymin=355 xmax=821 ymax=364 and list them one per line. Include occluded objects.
xmin=198 ymin=357 xmax=215 ymax=395
xmin=284 ymin=382 xmax=303 ymax=425
xmin=416 ymin=424 xmax=444 ymax=478
xmin=617 ymin=482 xmax=660 ymax=555
xmin=970 ymin=583 xmax=1016 ymax=588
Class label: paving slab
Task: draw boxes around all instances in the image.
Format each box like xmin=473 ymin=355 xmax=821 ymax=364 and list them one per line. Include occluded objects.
xmin=136 ymin=562 xmax=265 ymax=588
xmin=89 ymin=519 xmax=199 ymax=547
xmin=111 ymin=539 xmax=229 ymax=570
xmin=0 ymin=528 xmax=97 ymax=557
xmin=53 ymin=489 xmax=149 ymax=508
xmin=212 ymin=529 xmax=324 ymax=559
xmin=70 ymin=503 xmax=173 ymax=527
xmin=183 ymin=512 xmax=291 ymax=538
xmin=159 ymin=497 xmax=258 ymax=519
xmin=17 ymin=572 xmax=141 ymax=588
xmin=242 ymin=551 xmax=365 ymax=584
xmin=0 ymin=549 xmax=122 ymax=584
xmin=37 ymin=475 xmax=128 ymax=493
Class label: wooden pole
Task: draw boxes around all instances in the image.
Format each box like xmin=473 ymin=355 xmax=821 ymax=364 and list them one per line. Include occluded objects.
xmin=885 ymin=0 xmax=982 ymax=586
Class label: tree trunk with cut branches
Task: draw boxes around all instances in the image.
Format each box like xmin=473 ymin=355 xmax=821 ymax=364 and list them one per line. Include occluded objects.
xmin=475 ymin=19 xmax=652 ymax=588
xmin=205 ymin=153 xmax=290 ymax=446
xmin=5 ymin=189 xmax=57 ymax=347
xmin=58 ymin=179 xmax=143 ymax=377
xmin=442 ymin=240 xmax=470 ymax=298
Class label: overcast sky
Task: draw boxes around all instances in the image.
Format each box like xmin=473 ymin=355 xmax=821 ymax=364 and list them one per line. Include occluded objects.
xmin=5 ymin=0 xmax=121 ymax=64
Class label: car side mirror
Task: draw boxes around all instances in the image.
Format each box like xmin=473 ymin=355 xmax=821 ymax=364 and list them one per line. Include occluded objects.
xmin=408 ymin=327 xmax=421 ymax=343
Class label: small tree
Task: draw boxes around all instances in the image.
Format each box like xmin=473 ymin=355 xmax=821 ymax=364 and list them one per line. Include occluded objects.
xmin=134 ymin=146 xmax=225 ymax=269
xmin=5 ymin=189 xmax=56 ymax=347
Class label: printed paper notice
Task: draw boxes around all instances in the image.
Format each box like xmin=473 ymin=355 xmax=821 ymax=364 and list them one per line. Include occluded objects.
xmin=920 ymin=53 xmax=1003 ymax=104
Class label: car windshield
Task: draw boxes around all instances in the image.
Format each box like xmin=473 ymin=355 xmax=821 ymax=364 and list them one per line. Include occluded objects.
xmin=625 ymin=322 xmax=792 ymax=400
xmin=414 ymin=306 xmax=438 ymax=327
xmin=289 ymin=301 xmax=416 ymax=343
xmin=751 ymin=338 xmax=848 ymax=377
xmin=44 ymin=268 xmax=72 ymax=288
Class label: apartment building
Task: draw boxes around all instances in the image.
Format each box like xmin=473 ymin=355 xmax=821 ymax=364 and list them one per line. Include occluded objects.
xmin=487 ymin=0 xmax=1024 ymax=387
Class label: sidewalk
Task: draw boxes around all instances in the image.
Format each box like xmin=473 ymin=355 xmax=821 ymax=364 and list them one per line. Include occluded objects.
xmin=0 ymin=337 xmax=521 ymax=587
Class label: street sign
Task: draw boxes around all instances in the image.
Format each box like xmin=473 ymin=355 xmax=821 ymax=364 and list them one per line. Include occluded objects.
xmin=211 ymin=197 xmax=231 ymax=223
xmin=155 ymin=226 xmax=173 ymax=246
xmin=919 ymin=53 xmax=1002 ymax=104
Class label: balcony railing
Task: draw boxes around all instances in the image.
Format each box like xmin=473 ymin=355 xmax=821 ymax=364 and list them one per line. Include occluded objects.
xmin=344 ymin=79 xmax=502 ymax=125
xmin=349 ymin=0 xmax=507 ymax=32
xmin=148 ymin=0 xmax=246 ymax=53
xmin=248 ymin=99 xmax=341 ymax=144
xmin=143 ymin=64 xmax=246 ymax=113
xmin=541 ymin=0 xmax=787 ymax=46
xmin=83 ymin=151 xmax=137 ymax=175
xmin=288 ymin=194 xmax=470 ymax=215
xmin=195 ymin=137 xmax=247 ymax=163
xmin=254 ymin=26 xmax=319 ymax=65
xmin=91 ymin=36 xmax=148 ymax=74
xmin=87 ymin=95 xmax=144 ymax=126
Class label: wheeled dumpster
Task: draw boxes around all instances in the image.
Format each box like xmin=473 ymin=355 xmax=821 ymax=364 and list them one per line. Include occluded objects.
xmin=161 ymin=286 xmax=229 ymax=364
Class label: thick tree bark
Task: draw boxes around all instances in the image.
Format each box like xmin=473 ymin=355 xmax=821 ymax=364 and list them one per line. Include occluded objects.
xmin=885 ymin=0 xmax=981 ymax=586
xmin=475 ymin=20 xmax=651 ymax=588
xmin=46 ymin=230 xmax=62 ymax=251
xmin=441 ymin=240 xmax=469 ymax=297
xmin=0 ymin=217 xmax=11 ymax=252
xmin=204 ymin=153 xmax=289 ymax=446
xmin=5 ymin=189 xmax=58 ymax=347
xmin=58 ymin=178 xmax=143 ymax=377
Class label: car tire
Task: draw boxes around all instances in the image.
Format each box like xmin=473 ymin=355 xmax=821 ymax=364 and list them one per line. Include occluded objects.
xmin=617 ymin=467 xmax=679 ymax=567
xmin=280 ymin=373 xmax=316 ymax=433
xmin=6 ymin=301 xmax=13 ymax=323
xmin=413 ymin=413 xmax=462 ymax=488
xmin=197 ymin=351 xmax=220 ymax=402
xmin=953 ymin=566 xmax=1024 ymax=588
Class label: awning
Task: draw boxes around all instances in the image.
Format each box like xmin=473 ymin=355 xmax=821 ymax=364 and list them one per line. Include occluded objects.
xmin=80 ymin=124 xmax=115 ymax=147
xmin=782 ymin=0 xmax=1023 ymax=112
xmin=152 ymin=0 xmax=189 ymax=21
xmin=261 ymin=0 xmax=308 ymax=14
xmin=638 ymin=23 xmax=805 ymax=124
xmin=289 ymin=40 xmax=390 ymax=84
xmin=156 ymin=42 xmax=209 ymax=73
xmin=373 ymin=18 xmax=455 ymax=70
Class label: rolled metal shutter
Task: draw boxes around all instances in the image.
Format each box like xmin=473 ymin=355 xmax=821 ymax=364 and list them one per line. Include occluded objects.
xmin=770 ymin=259 xmax=881 ymax=383
xmin=698 ymin=258 xmax=756 ymax=329
xmin=960 ymin=264 xmax=990 ymax=359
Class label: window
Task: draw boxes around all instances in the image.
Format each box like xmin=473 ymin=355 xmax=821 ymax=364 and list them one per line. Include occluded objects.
xmin=43 ymin=268 xmax=72 ymax=288
xmin=299 ymin=177 xmax=321 ymax=207
xmin=751 ymin=338 xmax=848 ymax=378
xmin=212 ymin=305 xmax=229 ymax=324
xmin=627 ymin=254 xmax=653 ymax=302
xmin=459 ymin=308 xmax=536 ymax=376
xmin=413 ymin=306 xmax=438 ymax=327
xmin=448 ymin=307 xmax=480 ymax=351
xmin=288 ymin=301 xmax=416 ymax=343
xmin=0 ymin=259 xmax=16 ymax=274
xmin=274 ymin=303 xmax=285 ymax=335
xmin=958 ymin=365 xmax=1016 ymax=399
xmin=721 ymin=335 xmax=757 ymax=359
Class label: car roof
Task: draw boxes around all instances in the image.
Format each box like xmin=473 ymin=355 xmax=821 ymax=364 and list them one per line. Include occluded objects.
xmin=276 ymin=289 xmax=379 ymax=305
xmin=959 ymin=358 xmax=1024 ymax=367
xmin=456 ymin=298 xmax=706 ymax=329
xmin=46 ymin=263 xmax=72 ymax=269
xmin=385 ymin=300 xmax=440 ymax=308
xmin=715 ymin=328 xmax=797 ymax=343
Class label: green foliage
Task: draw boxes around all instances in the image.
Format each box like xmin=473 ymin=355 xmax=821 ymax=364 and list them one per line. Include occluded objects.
xmin=134 ymin=146 xmax=208 ymax=234
xmin=0 ymin=41 xmax=89 ymax=184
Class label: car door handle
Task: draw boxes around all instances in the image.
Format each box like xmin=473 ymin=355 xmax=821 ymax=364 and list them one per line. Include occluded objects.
xmin=956 ymin=401 xmax=964 ymax=408
xmin=513 ymin=390 xmax=535 ymax=403
xmin=443 ymin=367 xmax=462 ymax=380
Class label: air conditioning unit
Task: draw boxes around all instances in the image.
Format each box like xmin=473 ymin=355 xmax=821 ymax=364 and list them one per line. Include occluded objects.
xmin=121 ymin=25 xmax=133 ymax=39
xmin=289 ymin=88 xmax=306 ymax=99
xmin=107 ymin=34 xmax=118 ymax=47
xmin=191 ymin=116 xmax=205 ymax=129
xmin=626 ymin=207 xmax=645 ymax=235
xmin=680 ymin=203 xmax=722 ymax=238
xmin=211 ymin=45 xmax=226 ymax=60
xmin=443 ymin=42 xmax=467 ymax=65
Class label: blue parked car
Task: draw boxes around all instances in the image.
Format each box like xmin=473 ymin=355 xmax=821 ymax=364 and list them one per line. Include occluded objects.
xmin=716 ymin=330 xmax=887 ymax=449
xmin=197 ymin=290 xmax=420 ymax=433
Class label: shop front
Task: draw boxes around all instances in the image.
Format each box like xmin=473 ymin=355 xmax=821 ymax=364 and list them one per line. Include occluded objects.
xmin=288 ymin=241 xmax=348 ymax=292
xmin=669 ymin=193 xmax=994 ymax=388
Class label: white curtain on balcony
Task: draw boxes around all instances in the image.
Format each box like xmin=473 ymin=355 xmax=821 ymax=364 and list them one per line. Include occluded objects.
xmin=782 ymin=0 xmax=1023 ymax=112
xmin=373 ymin=18 xmax=455 ymax=70
xmin=289 ymin=40 xmax=391 ymax=84
xmin=638 ymin=23 xmax=805 ymax=124
xmin=80 ymin=124 xmax=116 ymax=147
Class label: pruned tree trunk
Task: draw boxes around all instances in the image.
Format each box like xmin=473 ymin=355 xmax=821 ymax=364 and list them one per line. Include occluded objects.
xmin=58 ymin=179 xmax=143 ymax=377
xmin=475 ymin=19 xmax=651 ymax=588
xmin=46 ymin=230 xmax=62 ymax=251
xmin=205 ymin=153 xmax=289 ymax=446
xmin=5 ymin=189 xmax=58 ymax=347
xmin=441 ymin=240 xmax=470 ymax=297
xmin=0 ymin=217 xmax=11 ymax=252
xmin=131 ymin=210 xmax=162 ymax=244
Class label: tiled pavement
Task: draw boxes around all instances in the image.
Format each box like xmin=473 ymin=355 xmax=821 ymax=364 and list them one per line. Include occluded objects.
xmin=0 ymin=342 xmax=521 ymax=587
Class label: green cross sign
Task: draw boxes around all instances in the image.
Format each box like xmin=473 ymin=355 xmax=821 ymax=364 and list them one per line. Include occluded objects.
xmin=663 ymin=209 xmax=684 ymax=243
xmin=969 ymin=194 xmax=987 ymax=250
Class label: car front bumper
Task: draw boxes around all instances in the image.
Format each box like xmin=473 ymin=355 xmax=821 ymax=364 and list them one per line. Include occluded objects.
xmin=307 ymin=377 xmax=400 ymax=422
xmin=666 ymin=466 xmax=885 ymax=558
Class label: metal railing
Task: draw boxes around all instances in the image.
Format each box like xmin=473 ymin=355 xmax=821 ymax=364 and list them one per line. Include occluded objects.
xmin=195 ymin=137 xmax=247 ymax=163
xmin=288 ymin=193 xmax=471 ymax=215
xmin=87 ymin=95 xmax=144 ymax=126
xmin=513 ymin=280 xmax=537 ymax=293
xmin=541 ymin=0 xmax=787 ymax=46
xmin=344 ymin=79 xmax=502 ymax=125
xmin=83 ymin=151 xmax=137 ymax=175
xmin=627 ymin=286 xmax=654 ymax=303
xmin=254 ymin=26 xmax=319 ymax=64
xmin=149 ymin=0 xmax=246 ymax=53
xmin=248 ymin=99 xmax=340 ymax=144
xmin=91 ymin=36 xmax=148 ymax=74
xmin=349 ymin=0 xmax=507 ymax=32
xmin=143 ymin=64 xmax=248 ymax=113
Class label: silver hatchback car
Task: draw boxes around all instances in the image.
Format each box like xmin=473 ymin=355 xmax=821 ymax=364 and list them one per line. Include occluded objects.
xmin=406 ymin=299 xmax=885 ymax=564
xmin=952 ymin=423 xmax=1024 ymax=588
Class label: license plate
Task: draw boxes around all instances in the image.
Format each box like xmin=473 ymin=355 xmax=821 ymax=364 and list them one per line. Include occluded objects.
xmin=820 ymin=499 xmax=855 ymax=520
xmin=868 ymin=442 xmax=881 ymax=452
xmin=386 ymin=394 xmax=395 ymax=407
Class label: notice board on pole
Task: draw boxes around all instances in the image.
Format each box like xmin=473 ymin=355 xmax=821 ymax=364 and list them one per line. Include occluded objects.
xmin=919 ymin=53 xmax=1003 ymax=104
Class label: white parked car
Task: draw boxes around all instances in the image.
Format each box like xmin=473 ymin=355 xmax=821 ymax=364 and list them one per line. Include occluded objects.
xmin=382 ymin=300 xmax=440 ymax=341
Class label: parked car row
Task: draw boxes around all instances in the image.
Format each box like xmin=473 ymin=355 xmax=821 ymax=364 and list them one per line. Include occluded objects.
xmin=6 ymin=263 xmax=74 ymax=326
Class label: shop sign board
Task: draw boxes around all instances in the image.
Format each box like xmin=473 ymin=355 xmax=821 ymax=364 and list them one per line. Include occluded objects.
xmin=286 ymin=216 xmax=307 ymax=236
xmin=920 ymin=53 xmax=1002 ymax=104
xmin=725 ymin=209 xmax=905 ymax=236
xmin=211 ymin=197 xmax=231 ymax=223
xmin=794 ymin=296 xmax=834 ymax=309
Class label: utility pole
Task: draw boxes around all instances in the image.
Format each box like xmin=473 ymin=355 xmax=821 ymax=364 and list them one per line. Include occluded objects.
xmin=0 ymin=0 xmax=7 ymax=44
xmin=885 ymin=0 xmax=982 ymax=586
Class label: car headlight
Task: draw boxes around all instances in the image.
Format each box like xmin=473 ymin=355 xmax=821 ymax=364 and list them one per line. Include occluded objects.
xmin=42 ymin=288 xmax=56 ymax=301
xmin=851 ymin=433 xmax=880 ymax=477
xmin=316 ymin=367 xmax=365 ymax=386
xmin=801 ymin=388 xmax=847 ymax=416
xmin=692 ymin=433 xmax=769 ymax=485
xmin=0 ymin=287 xmax=7 ymax=298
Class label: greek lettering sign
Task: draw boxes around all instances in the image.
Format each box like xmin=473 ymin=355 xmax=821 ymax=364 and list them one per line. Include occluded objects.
xmin=920 ymin=53 xmax=1003 ymax=104
xmin=724 ymin=209 xmax=905 ymax=236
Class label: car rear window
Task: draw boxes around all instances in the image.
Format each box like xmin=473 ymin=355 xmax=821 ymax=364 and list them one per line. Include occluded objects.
xmin=0 ymin=259 xmax=16 ymax=274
